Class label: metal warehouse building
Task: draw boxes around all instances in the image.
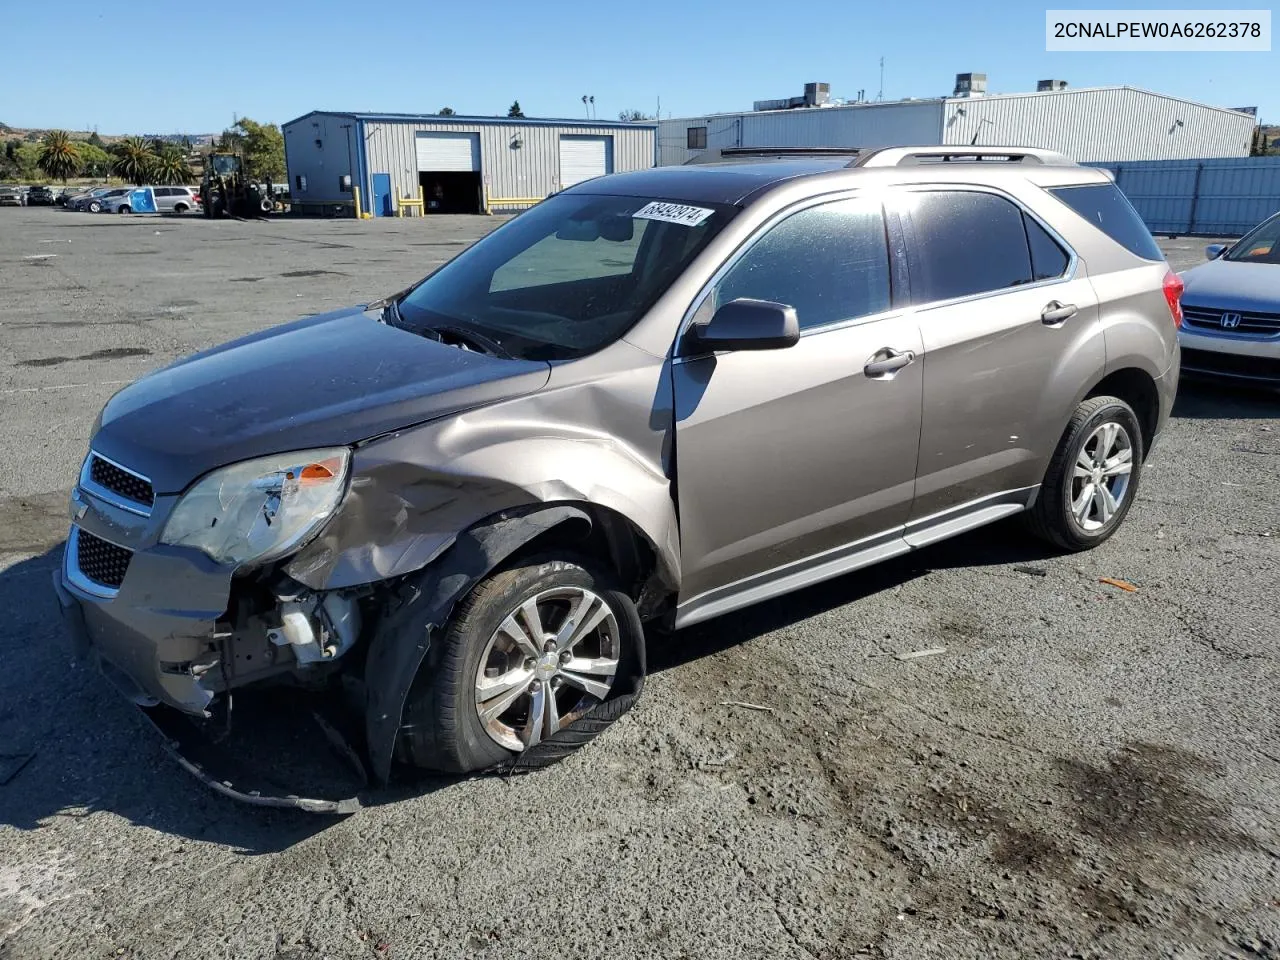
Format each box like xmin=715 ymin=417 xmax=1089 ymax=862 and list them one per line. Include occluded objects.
xmin=659 ymin=78 xmax=1257 ymax=167
xmin=283 ymin=112 xmax=657 ymax=216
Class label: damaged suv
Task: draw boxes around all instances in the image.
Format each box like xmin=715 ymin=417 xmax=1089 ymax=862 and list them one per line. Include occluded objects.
xmin=54 ymin=147 xmax=1180 ymax=806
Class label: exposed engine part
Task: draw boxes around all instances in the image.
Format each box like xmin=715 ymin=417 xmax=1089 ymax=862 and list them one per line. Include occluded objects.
xmin=267 ymin=591 xmax=361 ymax=666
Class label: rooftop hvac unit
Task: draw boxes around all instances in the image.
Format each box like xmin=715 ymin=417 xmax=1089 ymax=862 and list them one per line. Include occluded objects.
xmin=953 ymin=72 xmax=987 ymax=97
xmin=1037 ymin=79 xmax=1068 ymax=91
xmin=804 ymin=82 xmax=831 ymax=106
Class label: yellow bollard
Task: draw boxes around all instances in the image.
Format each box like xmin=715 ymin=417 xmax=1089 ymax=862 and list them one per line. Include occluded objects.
xmin=353 ymin=185 xmax=362 ymax=219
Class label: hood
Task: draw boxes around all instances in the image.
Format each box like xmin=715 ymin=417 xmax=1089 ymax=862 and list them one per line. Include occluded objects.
xmin=92 ymin=307 xmax=551 ymax=493
xmin=1180 ymin=258 xmax=1280 ymax=314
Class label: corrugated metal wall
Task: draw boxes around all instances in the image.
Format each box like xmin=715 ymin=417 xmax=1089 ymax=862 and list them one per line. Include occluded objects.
xmin=362 ymin=120 xmax=654 ymax=211
xmin=1086 ymin=157 xmax=1280 ymax=235
xmin=658 ymin=102 xmax=942 ymax=165
xmin=657 ymin=88 xmax=1254 ymax=167
xmin=282 ymin=113 xmax=360 ymax=208
xmin=941 ymin=88 xmax=1255 ymax=163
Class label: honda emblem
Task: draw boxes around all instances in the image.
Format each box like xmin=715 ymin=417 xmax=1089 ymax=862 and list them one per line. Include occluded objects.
xmin=1219 ymin=312 xmax=1242 ymax=329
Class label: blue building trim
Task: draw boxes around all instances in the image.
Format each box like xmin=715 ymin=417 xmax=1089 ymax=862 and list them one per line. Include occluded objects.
xmin=355 ymin=117 xmax=369 ymax=216
xmin=284 ymin=109 xmax=656 ymax=131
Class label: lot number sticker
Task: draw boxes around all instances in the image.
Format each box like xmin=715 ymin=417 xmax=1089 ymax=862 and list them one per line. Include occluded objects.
xmin=633 ymin=201 xmax=715 ymax=227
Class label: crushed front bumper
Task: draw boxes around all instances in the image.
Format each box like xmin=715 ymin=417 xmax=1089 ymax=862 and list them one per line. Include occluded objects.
xmin=54 ymin=531 xmax=231 ymax=714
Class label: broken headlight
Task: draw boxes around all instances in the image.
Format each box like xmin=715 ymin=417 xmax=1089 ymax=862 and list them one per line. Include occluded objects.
xmin=160 ymin=448 xmax=350 ymax=566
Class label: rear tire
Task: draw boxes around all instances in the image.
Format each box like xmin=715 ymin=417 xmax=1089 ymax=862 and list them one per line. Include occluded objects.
xmin=397 ymin=554 xmax=641 ymax=773
xmin=117 ymin=205 xmax=130 ymax=214
xmin=173 ymin=203 xmax=188 ymax=214
xmin=1024 ymin=395 xmax=1144 ymax=551
xmin=87 ymin=201 xmax=101 ymax=213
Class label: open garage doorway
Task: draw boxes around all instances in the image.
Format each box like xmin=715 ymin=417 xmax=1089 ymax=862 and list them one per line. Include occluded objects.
xmin=416 ymin=131 xmax=483 ymax=214
xmin=418 ymin=171 xmax=482 ymax=214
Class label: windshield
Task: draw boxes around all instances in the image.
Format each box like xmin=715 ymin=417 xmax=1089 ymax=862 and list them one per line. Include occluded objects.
xmin=1226 ymin=213 xmax=1280 ymax=264
xmin=396 ymin=193 xmax=736 ymax=361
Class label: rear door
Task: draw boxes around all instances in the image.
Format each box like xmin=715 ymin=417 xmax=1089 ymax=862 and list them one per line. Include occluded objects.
xmin=672 ymin=195 xmax=924 ymax=616
xmin=893 ymin=187 xmax=1104 ymax=533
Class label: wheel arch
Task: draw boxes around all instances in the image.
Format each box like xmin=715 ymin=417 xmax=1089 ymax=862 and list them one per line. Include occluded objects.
xmin=1083 ymin=367 xmax=1160 ymax=461
xmin=360 ymin=502 xmax=670 ymax=784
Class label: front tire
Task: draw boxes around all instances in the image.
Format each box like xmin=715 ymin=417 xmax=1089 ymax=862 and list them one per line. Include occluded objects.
xmin=1025 ymin=395 xmax=1144 ymax=551
xmin=397 ymin=555 xmax=641 ymax=773
xmin=117 ymin=205 xmax=130 ymax=214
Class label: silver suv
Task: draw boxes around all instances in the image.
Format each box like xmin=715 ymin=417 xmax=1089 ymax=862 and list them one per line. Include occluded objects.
xmin=54 ymin=146 xmax=1181 ymax=807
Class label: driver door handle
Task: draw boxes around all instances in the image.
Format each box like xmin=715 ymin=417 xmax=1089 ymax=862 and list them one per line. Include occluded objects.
xmin=864 ymin=348 xmax=916 ymax=379
xmin=1041 ymin=301 xmax=1078 ymax=325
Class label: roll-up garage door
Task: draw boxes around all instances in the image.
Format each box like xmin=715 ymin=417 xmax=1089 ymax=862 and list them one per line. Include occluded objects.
xmin=415 ymin=132 xmax=480 ymax=171
xmin=559 ymin=135 xmax=613 ymax=187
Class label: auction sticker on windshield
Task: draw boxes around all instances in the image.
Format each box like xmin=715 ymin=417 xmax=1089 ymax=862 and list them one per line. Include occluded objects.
xmin=633 ymin=201 xmax=715 ymax=227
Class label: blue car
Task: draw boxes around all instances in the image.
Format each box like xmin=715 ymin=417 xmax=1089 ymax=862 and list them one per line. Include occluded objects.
xmin=1178 ymin=211 xmax=1280 ymax=386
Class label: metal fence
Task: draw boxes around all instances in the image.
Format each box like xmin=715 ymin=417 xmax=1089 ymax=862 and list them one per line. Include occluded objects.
xmin=1086 ymin=156 xmax=1280 ymax=237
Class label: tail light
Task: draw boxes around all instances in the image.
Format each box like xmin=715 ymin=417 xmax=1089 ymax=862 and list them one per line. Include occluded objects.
xmin=1162 ymin=270 xmax=1184 ymax=328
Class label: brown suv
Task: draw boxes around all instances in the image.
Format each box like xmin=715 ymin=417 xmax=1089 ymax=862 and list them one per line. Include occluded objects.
xmin=54 ymin=146 xmax=1181 ymax=808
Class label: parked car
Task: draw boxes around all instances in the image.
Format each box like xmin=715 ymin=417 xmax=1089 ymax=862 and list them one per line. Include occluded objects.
xmin=53 ymin=146 xmax=1181 ymax=808
xmin=84 ymin=187 xmax=132 ymax=213
xmin=1177 ymin=211 xmax=1280 ymax=385
xmin=56 ymin=187 xmax=80 ymax=207
xmin=0 ymin=185 xmax=23 ymax=206
xmin=66 ymin=187 xmax=115 ymax=211
xmin=27 ymin=185 xmax=57 ymax=206
xmin=103 ymin=185 xmax=202 ymax=214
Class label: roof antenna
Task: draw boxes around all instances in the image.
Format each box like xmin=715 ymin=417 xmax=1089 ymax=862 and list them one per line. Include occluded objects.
xmin=877 ymin=57 xmax=884 ymax=101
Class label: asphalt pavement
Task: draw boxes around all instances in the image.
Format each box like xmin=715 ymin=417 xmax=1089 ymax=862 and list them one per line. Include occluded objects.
xmin=0 ymin=207 xmax=1276 ymax=960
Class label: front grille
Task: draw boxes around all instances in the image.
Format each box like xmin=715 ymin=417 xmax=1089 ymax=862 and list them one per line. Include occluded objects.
xmin=1181 ymin=348 xmax=1280 ymax=382
xmin=1183 ymin=306 xmax=1280 ymax=338
xmin=75 ymin=528 xmax=133 ymax=589
xmin=88 ymin=455 xmax=154 ymax=508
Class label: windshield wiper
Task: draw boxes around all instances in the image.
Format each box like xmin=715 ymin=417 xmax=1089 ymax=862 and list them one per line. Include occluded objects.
xmin=432 ymin=325 xmax=513 ymax=359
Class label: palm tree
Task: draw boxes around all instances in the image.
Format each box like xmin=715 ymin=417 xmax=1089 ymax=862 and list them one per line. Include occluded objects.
xmin=112 ymin=137 xmax=156 ymax=186
xmin=38 ymin=131 xmax=81 ymax=183
xmin=148 ymin=147 xmax=193 ymax=185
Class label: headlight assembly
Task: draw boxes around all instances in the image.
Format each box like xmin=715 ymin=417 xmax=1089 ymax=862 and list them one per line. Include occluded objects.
xmin=160 ymin=448 xmax=350 ymax=566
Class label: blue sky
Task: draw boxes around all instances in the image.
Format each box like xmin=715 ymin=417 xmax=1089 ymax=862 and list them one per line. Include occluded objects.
xmin=3 ymin=0 xmax=1275 ymax=133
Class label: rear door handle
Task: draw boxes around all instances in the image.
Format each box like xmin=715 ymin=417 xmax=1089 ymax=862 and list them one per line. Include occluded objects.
xmin=1041 ymin=301 xmax=1078 ymax=325
xmin=864 ymin=348 xmax=916 ymax=379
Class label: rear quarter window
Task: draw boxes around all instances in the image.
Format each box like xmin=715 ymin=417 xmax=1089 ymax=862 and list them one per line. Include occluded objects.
xmin=1048 ymin=183 xmax=1164 ymax=261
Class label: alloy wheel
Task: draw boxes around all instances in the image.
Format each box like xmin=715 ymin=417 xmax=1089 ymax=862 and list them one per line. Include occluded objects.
xmin=473 ymin=586 xmax=620 ymax=752
xmin=1069 ymin=421 xmax=1133 ymax=532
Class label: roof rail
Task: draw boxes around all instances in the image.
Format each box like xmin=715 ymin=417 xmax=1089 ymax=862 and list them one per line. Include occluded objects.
xmin=856 ymin=146 xmax=1076 ymax=167
xmin=684 ymin=146 xmax=863 ymax=165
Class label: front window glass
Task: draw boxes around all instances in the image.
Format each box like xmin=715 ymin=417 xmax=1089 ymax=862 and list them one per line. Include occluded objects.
xmin=709 ymin=198 xmax=891 ymax=331
xmin=1225 ymin=214 xmax=1280 ymax=263
xmin=396 ymin=193 xmax=735 ymax=360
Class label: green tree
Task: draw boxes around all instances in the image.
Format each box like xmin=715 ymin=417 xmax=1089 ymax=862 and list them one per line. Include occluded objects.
xmin=618 ymin=109 xmax=654 ymax=122
xmin=38 ymin=131 xmax=82 ymax=182
xmin=87 ymin=131 xmax=105 ymax=149
xmin=438 ymin=106 xmax=456 ymax=116
xmin=149 ymin=144 xmax=194 ymax=184
xmin=507 ymin=100 xmax=525 ymax=118
xmin=112 ymin=136 xmax=156 ymax=185
xmin=225 ymin=118 xmax=285 ymax=180
xmin=74 ymin=141 xmax=113 ymax=178
xmin=13 ymin=142 xmax=42 ymax=180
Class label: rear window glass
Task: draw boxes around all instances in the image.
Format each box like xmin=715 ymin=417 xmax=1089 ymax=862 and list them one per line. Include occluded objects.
xmin=905 ymin=191 xmax=1034 ymax=303
xmin=1025 ymin=215 xmax=1070 ymax=279
xmin=1048 ymin=183 xmax=1163 ymax=261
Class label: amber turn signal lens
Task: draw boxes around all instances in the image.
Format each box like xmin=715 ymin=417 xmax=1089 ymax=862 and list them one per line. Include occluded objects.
xmin=298 ymin=459 xmax=341 ymax=484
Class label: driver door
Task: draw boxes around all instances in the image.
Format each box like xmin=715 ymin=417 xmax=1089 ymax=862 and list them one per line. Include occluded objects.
xmin=671 ymin=196 xmax=924 ymax=621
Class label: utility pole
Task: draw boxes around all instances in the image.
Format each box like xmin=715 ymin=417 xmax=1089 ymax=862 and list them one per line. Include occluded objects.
xmin=877 ymin=57 xmax=885 ymax=101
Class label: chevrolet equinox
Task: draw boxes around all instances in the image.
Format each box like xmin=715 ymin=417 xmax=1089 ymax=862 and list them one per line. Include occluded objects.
xmin=54 ymin=146 xmax=1182 ymax=805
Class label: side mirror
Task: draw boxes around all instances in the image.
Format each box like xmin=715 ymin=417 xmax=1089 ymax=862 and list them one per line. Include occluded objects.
xmin=690 ymin=298 xmax=800 ymax=353
xmin=1205 ymin=243 xmax=1228 ymax=260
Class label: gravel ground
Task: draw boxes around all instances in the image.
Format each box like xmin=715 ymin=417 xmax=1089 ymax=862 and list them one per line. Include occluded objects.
xmin=0 ymin=207 xmax=1277 ymax=960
